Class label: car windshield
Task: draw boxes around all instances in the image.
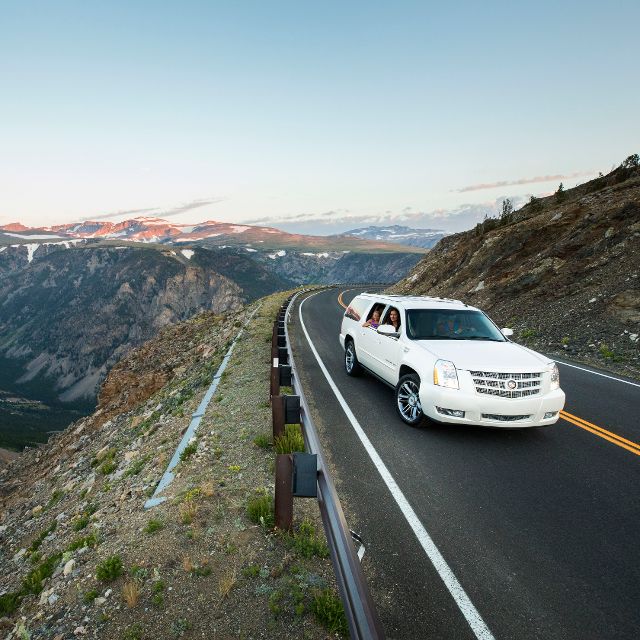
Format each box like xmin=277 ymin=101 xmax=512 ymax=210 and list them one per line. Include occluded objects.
xmin=405 ymin=309 xmax=506 ymax=341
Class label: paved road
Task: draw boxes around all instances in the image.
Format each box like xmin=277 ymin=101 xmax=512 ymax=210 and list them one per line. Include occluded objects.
xmin=290 ymin=286 xmax=640 ymax=640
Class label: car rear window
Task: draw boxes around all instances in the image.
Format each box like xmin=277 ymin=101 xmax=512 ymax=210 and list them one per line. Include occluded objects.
xmin=344 ymin=296 xmax=369 ymax=322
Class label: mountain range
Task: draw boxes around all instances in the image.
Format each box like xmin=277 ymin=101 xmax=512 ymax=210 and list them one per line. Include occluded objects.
xmin=0 ymin=219 xmax=425 ymax=449
xmin=346 ymin=224 xmax=449 ymax=248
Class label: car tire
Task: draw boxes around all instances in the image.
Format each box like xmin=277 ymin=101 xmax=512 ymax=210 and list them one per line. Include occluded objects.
xmin=344 ymin=340 xmax=362 ymax=376
xmin=395 ymin=373 xmax=426 ymax=427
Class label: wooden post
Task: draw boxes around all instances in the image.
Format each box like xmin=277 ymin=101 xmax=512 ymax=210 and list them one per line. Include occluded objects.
xmin=275 ymin=453 xmax=293 ymax=531
xmin=272 ymin=395 xmax=285 ymax=439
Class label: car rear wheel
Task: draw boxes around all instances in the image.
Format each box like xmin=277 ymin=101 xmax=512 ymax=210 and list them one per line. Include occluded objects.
xmin=344 ymin=340 xmax=362 ymax=376
xmin=396 ymin=374 xmax=426 ymax=427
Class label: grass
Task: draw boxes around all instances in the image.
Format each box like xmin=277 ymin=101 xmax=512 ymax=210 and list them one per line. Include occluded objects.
xmin=73 ymin=514 xmax=90 ymax=531
xmin=28 ymin=521 xmax=57 ymax=555
xmin=122 ymin=581 xmax=140 ymax=608
xmin=520 ymin=328 xmax=537 ymax=340
xmin=288 ymin=520 xmax=329 ymax=559
xmin=218 ymin=568 xmax=237 ymax=598
xmin=247 ymin=490 xmax=275 ymax=529
xmin=274 ymin=424 xmax=305 ymax=454
xmin=179 ymin=500 xmax=198 ymax=525
xmin=66 ymin=532 xmax=99 ymax=552
xmin=311 ymin=588 xmax=348 ymax=636
xmin=22 ymin=553 xmax=63 ymax=596
xmin=83 ymin=588 xmax=99 ymax=604
xmin=253 ymin=433 xmax=272 ymax=449
xmin=179 ymin=441 xmax=198 ymax=462
xmin=144 ymin=518 xmax=164 ymax=534
xmin=96 ymin=555 xmax=124 ymax=582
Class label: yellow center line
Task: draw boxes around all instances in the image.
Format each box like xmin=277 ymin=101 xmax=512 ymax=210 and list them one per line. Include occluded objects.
xmin=338 ymin=291 xmax=347 ymax=309
xmin=560 ymin=410 xmax=640 ymax=456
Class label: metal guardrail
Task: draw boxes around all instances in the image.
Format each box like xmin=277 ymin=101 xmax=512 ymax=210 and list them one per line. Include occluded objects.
xmin=272 ymin=288 xmax=385 ymax=640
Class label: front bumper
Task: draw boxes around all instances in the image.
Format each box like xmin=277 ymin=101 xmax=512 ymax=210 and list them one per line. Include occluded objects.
xmin=420 ymin=385 xmax=566 ymax=429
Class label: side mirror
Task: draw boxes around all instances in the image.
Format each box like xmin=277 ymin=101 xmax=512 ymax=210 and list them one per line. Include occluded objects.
xmin=501 ymin=328 xmax=514 ymax=337
xmin=377 ymin=324 xmax=400 ymax=338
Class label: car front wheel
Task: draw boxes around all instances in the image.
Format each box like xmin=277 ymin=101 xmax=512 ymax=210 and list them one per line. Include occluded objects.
xmin=395 ymin=374 xmax=426 ymax=427
xmin=344 ymin=340 xmax=362 ymax=376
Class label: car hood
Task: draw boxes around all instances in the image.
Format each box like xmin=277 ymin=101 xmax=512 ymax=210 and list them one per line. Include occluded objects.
xmin=415 ymin=339 xmax=551 ymax=372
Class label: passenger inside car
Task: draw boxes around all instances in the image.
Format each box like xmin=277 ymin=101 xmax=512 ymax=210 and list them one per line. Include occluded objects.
xmin=383 ymin=307 xmax=401 ymax=332
xmin=362 ymin=307 xmax=382 ymax=328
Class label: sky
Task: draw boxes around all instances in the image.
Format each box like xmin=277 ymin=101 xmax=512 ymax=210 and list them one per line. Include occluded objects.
xmin=1 ymin=0 xmax=638 ymax=234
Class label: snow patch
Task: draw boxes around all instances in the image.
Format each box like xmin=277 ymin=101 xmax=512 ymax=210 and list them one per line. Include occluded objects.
xmin=0 ymin=247 xmax=6 ymax=253
xmin=25 ymin=243 xmax=40 ymax=263
xmin=245 ymin=248 xmax=257 ymax=252
xmin=181 ymin=249 xmax=195 ymax=260
xmin=230 ymin=225 xmax=250 ymax=234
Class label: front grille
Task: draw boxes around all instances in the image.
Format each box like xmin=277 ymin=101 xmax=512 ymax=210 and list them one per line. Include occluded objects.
xmin=482 ymin=413 xmax=532 ymax=422
xmin=470 ymin=371 xmax=542 ymax=399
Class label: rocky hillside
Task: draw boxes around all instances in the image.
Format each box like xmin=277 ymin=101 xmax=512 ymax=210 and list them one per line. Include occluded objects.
xmin=392 ymin=158 xmax=640 ymax=379
xmin=0 ymin=291 xmax=343 ymax=639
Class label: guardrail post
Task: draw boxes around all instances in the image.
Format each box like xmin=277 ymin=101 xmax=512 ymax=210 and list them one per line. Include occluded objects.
xmin=272 ymin=395 xmax=285 ymax=439
xmin=275 ymin=453 xmax=293 ymax=531
xmin=270 ymin=357 xmax=280 ymax=398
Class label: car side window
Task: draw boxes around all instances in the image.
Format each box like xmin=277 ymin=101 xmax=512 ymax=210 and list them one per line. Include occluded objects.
xmin=363 ymin=303 xmax=387 ymax=328
xmin=380 ymin=306 xmax=402 ymax=335
xmin=344 ymin=296 xmax=368 ymax=322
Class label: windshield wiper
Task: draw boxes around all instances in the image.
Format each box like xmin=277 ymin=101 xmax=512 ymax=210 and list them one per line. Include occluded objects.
xmin=464 ymin=336 xmax=504 ymax=341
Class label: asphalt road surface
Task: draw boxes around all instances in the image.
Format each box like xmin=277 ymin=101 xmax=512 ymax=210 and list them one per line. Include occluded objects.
xmin=290 ymin=286 xmax=640 ymax=640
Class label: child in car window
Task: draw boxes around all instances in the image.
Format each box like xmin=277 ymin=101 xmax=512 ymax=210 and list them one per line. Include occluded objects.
xmin=362 ymin=309 xmax=382 ymax=329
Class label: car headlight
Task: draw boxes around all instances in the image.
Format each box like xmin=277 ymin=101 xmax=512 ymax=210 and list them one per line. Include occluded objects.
xmin=549 ymin=363 xmax=560 ymax=390
xmin=433 ymin=360 xmax=459 ymax=389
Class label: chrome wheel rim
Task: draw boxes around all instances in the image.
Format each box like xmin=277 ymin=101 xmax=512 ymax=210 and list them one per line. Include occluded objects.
xmin=345 ymin=345 xmax=355 ymax=372
xmin=397 ymin=380 xmax=422 ymax=422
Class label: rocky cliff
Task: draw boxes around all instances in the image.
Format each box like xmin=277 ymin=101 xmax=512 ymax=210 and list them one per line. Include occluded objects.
xmin=0 ymin=246 xmax=253 ymax=404
xmin=392 ymin=161 xmax=640 ymax=378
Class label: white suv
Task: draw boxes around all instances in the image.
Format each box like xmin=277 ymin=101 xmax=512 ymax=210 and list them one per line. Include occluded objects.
xmin=339 ymin=293 xmax=565 ymax=428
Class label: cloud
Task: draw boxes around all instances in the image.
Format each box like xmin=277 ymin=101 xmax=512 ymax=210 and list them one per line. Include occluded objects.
xmin=455 ymin=170 xmax=596 ymax=193
xmin=76 ymin=198 xmax=225 ymax=222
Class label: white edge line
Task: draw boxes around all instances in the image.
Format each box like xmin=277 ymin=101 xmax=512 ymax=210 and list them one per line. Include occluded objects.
xmin=554 ymin=358 xmax=640 ymax=389
xmin=299 ymin=291 xmax=495 ymax=640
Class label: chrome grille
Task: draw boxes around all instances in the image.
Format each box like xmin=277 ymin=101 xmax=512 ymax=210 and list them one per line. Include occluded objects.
xmin=470 ymin=371 xmax=542 ymax=399
xmin=482 ymin=413 xmax=532 ymax=422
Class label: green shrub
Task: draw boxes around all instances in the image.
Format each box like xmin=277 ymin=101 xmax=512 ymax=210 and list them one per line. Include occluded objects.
xmin=67 ymin=532 xmax=99 ymax=552
xmin=122 ymin=623 xmax=143 ymax=640
xmin=599 ymin=344 xmax=615 ymax=360
xmin=83 ymin=588 xmax=99 ymax=604
xmin=290 ymin=520 xmax=329 ymax=559
xmin=22 ymin=553 xmax=62 ymax=595
xmin=28 ymin=521 xmax=57 ymax=554
xmin=311 ymin=588 xmax=348 ymax=636
xmin=180 ymin=442 xmax=198 ymax=462
xmin=0 ymin=592 xmax=22 ymax=616
xmin=144 ymin=518 xmax=164 ymax=534
xmin=96 ymin=555 xmax=123 ymax=582
xmin=253 ymin=434 xmax=272 ymax=449
xmin=247 ymin=490 xmax=274 ymax=528
xmin=274 ymin=424 xmax=305 ymax=454
xmin=99 ymin=460 xmax=117 ymax=475
xmin=74 ymin=515 xmax=90 ymax=531
xmin=520 ymin=328 xmax=536 ymax=340
xmin=46 ymin=489 xmax=64 ymax=509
